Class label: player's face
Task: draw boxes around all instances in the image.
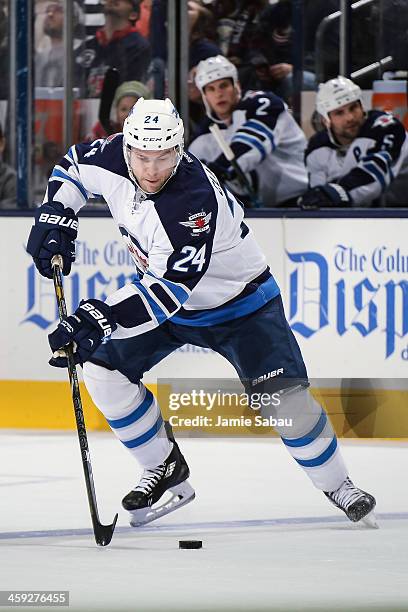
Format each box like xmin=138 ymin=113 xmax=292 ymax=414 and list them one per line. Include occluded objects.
xmin=204 ymin=78 xmax=238 ymax=121
xmin=328 ymin=101 xmax=365 ymax=144
xmin=130 ymin=148 xmax=178 ymax=193
xmin=116 ymin=95 xmax=139 ymax=129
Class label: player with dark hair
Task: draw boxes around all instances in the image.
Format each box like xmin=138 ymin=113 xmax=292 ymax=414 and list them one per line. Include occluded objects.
xmin=299 ymin=76 xmax=408 ymax=208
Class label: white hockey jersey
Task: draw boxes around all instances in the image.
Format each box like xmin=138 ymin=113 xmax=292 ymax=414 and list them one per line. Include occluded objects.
xmin=189 ymin=90 xmax=308 ymax=206
xmin=305 ymin=110 xmax=408 ymax=206
xmin=44 ymin=134 xmax=280 ymax=339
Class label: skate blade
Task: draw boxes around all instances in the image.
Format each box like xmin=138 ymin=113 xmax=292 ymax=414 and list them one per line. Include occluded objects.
xmin=360 ymin=510 xmax=379 ymax=529
xmin=129 ymin=480 xmax=196 ymax=527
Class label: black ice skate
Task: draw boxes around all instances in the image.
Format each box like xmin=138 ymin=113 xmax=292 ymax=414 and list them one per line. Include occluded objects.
xmin=122 ymin=441 xmax=195 ymax=527
xmin=325 ymin=477 xmax=377 ymax=528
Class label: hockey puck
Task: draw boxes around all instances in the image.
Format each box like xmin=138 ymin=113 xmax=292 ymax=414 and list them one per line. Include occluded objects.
xmin=179 ymin=540 xmax=202 ymax=549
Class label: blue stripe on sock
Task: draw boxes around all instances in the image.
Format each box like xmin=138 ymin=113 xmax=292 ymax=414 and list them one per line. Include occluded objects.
xmin=121 ymin=416 xmax=163 ymax=448
xmin=294 ymin=436 xmax=338 ymax=468
xmin=106 ymin=389 xmax=154 ymax=429
xmin=281 ymin=409 xmax=327 ymax=448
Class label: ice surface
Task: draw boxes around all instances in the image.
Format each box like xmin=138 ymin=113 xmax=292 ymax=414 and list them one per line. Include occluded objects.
xmin=1 ymin=432 xmax=407 ymax=611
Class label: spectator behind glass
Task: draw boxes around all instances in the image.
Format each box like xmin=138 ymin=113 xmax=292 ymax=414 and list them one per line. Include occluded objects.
xmin=136 ymin=0 xmax=152 ymax=38
xmin=36 ymin=2 xmax=65 ymax=87
xmin=77 ymin=0 xmax=151 ymax=98
xmin=207 ymin=0 xmax=267 ymax=84
xmin=88 ymin=80 xmax=152 ymax=140
xmin=188 ymin=1 xmax=221 ymax=140
xmin=0 ymin=123 xmax=17 ymax=209
xmin=35 ymin=1 xmax=84 ymax=89
xmin=247 ymin=0 xmax=316 ymax=104
xmin=189 ymin=1 xmax=220 ymax=70
xmin=0 ymin=0 xmax=9 ymax=100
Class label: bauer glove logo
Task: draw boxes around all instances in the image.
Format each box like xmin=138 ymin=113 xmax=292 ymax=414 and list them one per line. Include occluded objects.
xmin=38 ymin=213 xmax=79 ymax=231
xmin=80 ymin=302 xmax=114 ymax=337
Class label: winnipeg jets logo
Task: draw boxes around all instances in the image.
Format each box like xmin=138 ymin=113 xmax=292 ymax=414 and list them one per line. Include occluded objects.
xmin=179 ymin=211 xmax=212 ymax=236
xmin=373 ymin=113 xmax=396 ymax=128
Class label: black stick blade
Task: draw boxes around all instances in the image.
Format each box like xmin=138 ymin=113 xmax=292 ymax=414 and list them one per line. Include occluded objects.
xmin=95 ymin=513 xmax=119 ymax=547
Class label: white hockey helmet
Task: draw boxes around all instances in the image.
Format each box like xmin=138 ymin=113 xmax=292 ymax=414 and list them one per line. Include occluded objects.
xmin=123 ymin=97 xmax=184 ymax=151
xmin=195 ymin=55 xmax=241 ymax=123
xmin=316 ymin=76 xmax=363 ymax=121
xmin=195 ymin=55 xmax=239 ymax=93
xmin=122 ymin=97 xmax=184 ymax=192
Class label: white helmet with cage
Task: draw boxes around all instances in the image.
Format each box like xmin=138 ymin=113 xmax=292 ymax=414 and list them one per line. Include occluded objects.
xmin=194 ymin=55 xmax=241 ymax=123
xmin=316 ymin=76 xmax=363 ymax=121
xmin=122 ymin=97 xmax=184 ymax=192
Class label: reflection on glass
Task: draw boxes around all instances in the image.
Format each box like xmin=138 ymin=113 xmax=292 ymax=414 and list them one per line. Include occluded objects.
xmin=32 ymin=0 xmax=159 ymax=203
xmin=0 ymin=122 xmax=17 ymax=209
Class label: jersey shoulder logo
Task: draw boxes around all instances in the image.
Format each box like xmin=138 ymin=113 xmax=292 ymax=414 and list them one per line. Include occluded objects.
xmin=373 ymin=113 xmax=396 ymax=129
xmin=243 ymin=90 xmax=266 ymax=100
xmin=179 ymin=211 xmax=212 ymax=236
xmin=101 ymin=132 xmax=121 ymax=152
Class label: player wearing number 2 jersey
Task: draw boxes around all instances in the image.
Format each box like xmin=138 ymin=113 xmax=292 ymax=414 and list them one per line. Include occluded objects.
xmin=189 ymin=55 xmax=308 ymax=207
xmin=26 ymin=97 xmax=376 ymax=528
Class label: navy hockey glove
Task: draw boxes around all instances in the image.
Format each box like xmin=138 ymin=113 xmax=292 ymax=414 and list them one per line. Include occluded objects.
xmin=26 ymin=202 xmax=78 ymax=279
xmin=206 ymin=160 xmax=236 ymax=183
xmin=298 ymin=184 xmax=352 ymax=210
xmin=48 ymin=299 xmax=117 ymax=368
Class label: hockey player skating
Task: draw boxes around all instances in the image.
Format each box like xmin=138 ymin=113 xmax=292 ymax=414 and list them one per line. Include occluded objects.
xmin=27 ymin=98 xmax=376 ymax=527
xmin=189 ymin=55 xmax=308 ymax=207
xmin=299 ymin=76 xmax=408 ymax=208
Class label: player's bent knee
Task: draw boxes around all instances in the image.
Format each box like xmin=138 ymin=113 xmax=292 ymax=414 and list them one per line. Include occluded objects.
xmin=83 ymin=362 xmax=143 ymax=413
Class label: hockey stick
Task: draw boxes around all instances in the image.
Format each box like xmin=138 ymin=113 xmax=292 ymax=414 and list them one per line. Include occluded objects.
xmin=51 ymin=255 xmax=118 ymax=546
xmin=99 ymin=67 xmax=120 ymax=135
xmin=209 ymin=123 xmax=262 ymax=208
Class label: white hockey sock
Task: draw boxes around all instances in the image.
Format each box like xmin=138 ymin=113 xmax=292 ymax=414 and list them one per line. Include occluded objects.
xmin=83 ymin=362 xmax=171 ymax=469
xmin=268 ymin=386 xmax=348 ymax=492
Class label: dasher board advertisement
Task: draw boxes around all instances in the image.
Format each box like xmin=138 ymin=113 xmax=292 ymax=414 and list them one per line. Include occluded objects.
xmin=1 ymin=216 xmax=406 ymax=381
